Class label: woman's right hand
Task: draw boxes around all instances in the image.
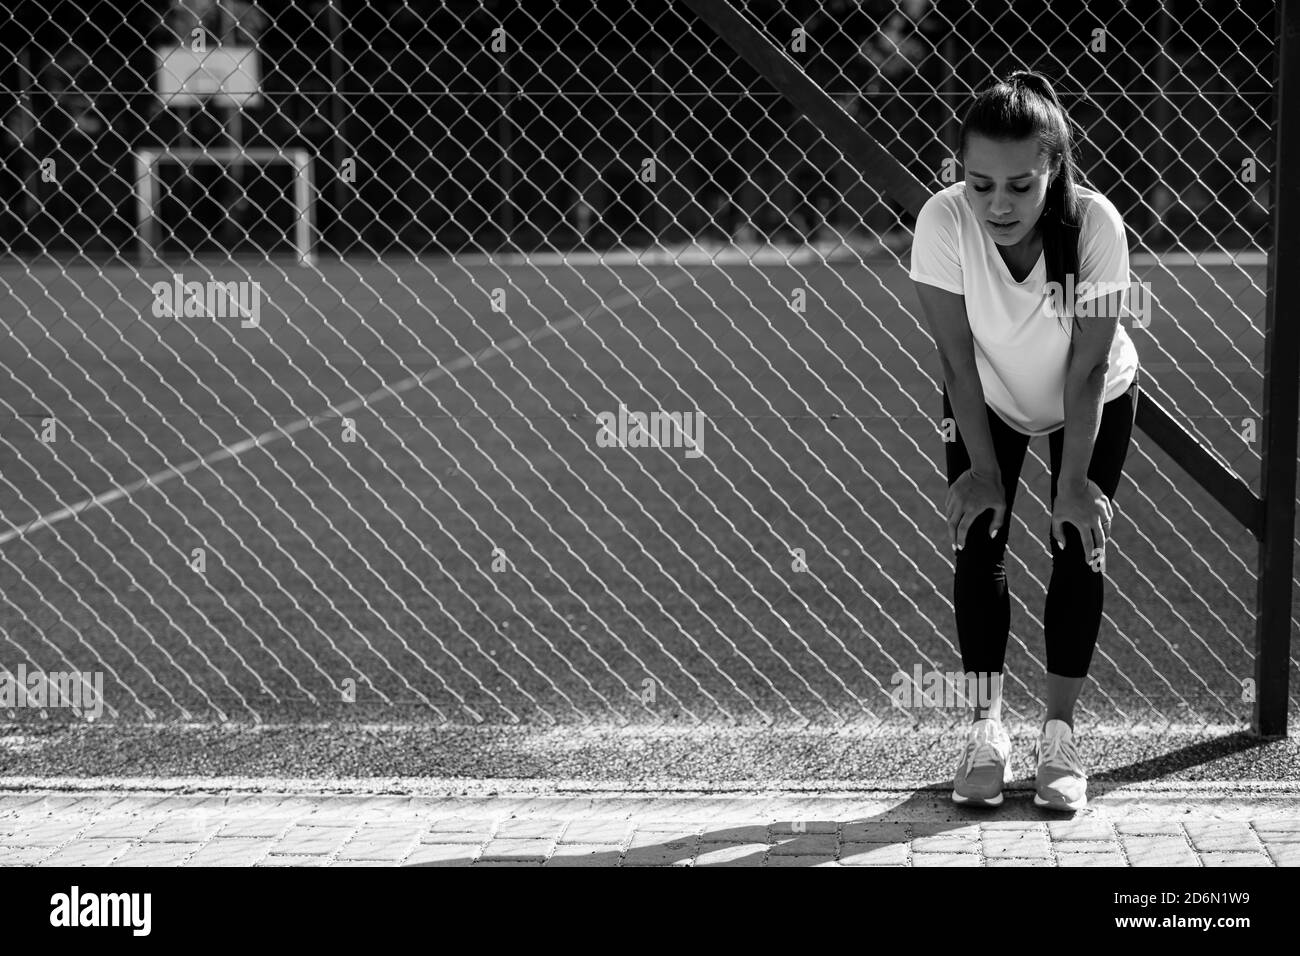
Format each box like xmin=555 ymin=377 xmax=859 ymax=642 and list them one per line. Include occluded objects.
xmin=945 ymin=468 xmax=1007 ymax=551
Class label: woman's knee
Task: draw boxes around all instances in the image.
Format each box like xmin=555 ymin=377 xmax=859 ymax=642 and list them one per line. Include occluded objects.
xmin=1049 ymin=528 xmax=1109 ymax=576
xmin=956 ymin=512 xmax=1010 ymax=561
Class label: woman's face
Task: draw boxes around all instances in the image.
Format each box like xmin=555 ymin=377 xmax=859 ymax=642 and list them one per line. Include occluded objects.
xmin=963 ymin=134 xmax=1058 ymax=248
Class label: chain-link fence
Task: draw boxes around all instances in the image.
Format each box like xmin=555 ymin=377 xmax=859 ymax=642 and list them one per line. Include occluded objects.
xmin=0 ymin=0 xmax=1293 ymax=729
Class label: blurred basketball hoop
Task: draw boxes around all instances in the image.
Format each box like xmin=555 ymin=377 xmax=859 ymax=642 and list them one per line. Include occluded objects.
xmin=155 ymin=45 xmax=262 ymax=107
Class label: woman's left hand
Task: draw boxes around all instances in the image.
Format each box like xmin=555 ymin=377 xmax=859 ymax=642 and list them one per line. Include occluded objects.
xmin=1051 ymin=478 xmax=1114 ymax=569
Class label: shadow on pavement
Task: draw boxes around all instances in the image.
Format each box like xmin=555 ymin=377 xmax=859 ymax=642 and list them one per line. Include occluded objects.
xmin=401 ymin=731 xmax=1278 ymax=866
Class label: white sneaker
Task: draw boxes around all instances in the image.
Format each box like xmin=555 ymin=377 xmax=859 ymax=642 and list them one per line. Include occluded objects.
xmin=1033 ymin=719 xmax=1088 ymax=811
xmin=952 ymin=718 xmax=1013 ymax=806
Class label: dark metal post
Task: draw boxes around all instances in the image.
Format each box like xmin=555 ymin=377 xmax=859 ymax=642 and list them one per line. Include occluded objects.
xmin=1253 ymin=0 xmax=1300 ymax=737
xmin=327 ymin=0 xmax=349 ymax=252
xmin=497 ymin=41 xmax=514 ymax=244
xmin=18 ymin=47 xmax=38 ymax=224
xmin=942 ymin=33 xmax=959 ymax=157
xmin=1151 ymin=5 xmax=1173 ymax=243
xmin=649 ymin=46 xmax=664 ymax=243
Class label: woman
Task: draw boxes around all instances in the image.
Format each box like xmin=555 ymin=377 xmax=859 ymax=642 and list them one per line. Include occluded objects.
xmin=909 ymin=70 xmax=1141 ymax=811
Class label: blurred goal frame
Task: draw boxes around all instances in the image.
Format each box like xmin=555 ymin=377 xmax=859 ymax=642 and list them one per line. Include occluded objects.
xmin=133 ymin=148 xmax=316 ymax=266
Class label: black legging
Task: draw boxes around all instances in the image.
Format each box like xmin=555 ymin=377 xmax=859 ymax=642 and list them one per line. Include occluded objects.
xmin=941 ymin=368 xmax=1140 ymax=679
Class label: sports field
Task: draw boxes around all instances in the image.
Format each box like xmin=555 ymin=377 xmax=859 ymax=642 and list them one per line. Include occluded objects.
xmin=0 ymin=251 xmax=1292 ymax=727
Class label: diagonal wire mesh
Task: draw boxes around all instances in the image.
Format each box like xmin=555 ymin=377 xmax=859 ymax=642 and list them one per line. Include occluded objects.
xmin=0 ymin=0 xmax=1293 ymax=729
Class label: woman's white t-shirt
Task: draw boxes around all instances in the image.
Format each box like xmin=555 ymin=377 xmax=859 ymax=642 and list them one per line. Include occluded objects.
xmin=908 ymin=181 xmax=1140 ymax=438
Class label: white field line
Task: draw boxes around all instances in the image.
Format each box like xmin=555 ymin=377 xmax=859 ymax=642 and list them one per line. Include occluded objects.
xmin=449 ymin=248 xmax=1267 ymax=269
xmin=0 ymin=721 xmax=1260 ymax=738
xmin=0 ymin=273 xmax=693 ymax=546
xmin=0 ymin=720 xmax=1254 ymax=734
xmin=2 ymin=776 xmax=1300 ymax=799
xmin=454 ymin=239 xmax=877 ymax=267
xmin=1130 ymin=251 xmax=1267 ymax=267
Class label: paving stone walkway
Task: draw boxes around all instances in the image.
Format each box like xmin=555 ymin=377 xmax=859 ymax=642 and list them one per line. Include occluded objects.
xmin=1 ymin=788 xmax=1297 ymax=866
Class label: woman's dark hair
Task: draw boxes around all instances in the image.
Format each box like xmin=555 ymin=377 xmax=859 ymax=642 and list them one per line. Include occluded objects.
xmin=959 ymin=69 xmax=1084 ymax=332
